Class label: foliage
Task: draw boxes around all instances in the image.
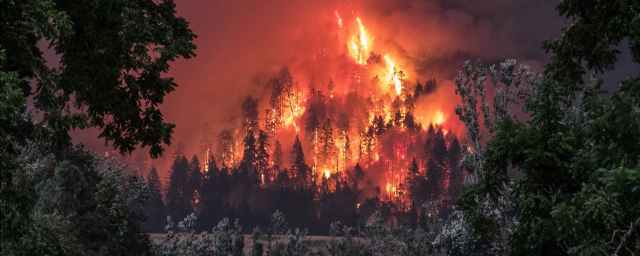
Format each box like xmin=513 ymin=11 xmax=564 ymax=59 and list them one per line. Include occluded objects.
xmin=1 ymin=0 xmax=195 ymax=246
xmin=148 ymin=167 xmax=168 ymax=232
xmin=454 ymin=59 xmax=540 ymax=180
xmin=2 ymin=143 xmax=151 ymax=256
xmin=457 ymin=1 xmax=640 ymax=255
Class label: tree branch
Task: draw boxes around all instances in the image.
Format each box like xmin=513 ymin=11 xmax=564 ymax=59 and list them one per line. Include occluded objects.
xmin=612 ymin=216 xmax=640 ymax=256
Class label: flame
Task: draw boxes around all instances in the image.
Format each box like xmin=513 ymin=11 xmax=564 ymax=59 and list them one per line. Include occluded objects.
xmin=467 ymin=146 xmax=473 ymax=154
xmin=356 ymin=17 xmax=368 ymax=50
xmin=348 ymin=17 xmax=369 ymax=65
xmin=204 ymin=148 xmax=211 ymax=173
xmin=384 ymin=55 xmax=402 ymax=95
xmin=234 ymin=10 xmax=458 ymax=209
xmin=435 ymin=110 xmax=444 ymax=125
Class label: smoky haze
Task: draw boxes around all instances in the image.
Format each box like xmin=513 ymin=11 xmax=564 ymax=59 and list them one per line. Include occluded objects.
xmin=72 ymin=0 xmax=574 ymax=175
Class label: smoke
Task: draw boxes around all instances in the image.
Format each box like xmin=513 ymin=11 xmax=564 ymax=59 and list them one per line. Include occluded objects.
xmin=72 ymin=0 xmax=566 ymax=175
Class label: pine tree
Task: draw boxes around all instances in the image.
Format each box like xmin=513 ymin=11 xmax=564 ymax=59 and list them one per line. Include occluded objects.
xmin=424 ymin=158 xmax=441 ymax=203
xmin=173 ymin=141 xmax=186 ymax=159
xmin=393 ymin=110 xmax=403 ymax=128
xmin=423 ymin=124 xmax=436 ymax=160
xmin=166 ymin=156 xmax=190 ymax=221
xmin=242 ymin=95 xmax=260 ymax=132
xmin=327 ymin=78 xmax=335 ymax=98
xmin=320 ymin=118 xmax=336 ymax=171
xmin=431 ymin=128 xmax=448 ymax=201
xmin=414 ymin=80 xmax=423 ymax=99
xmin=187 ymin=155 xmax=203 ymax=213
xmin=217 ymin=129 xmax=235 ymax=168
xmin=433 ymin=129 xmax=448 ymax=166
xmin=146 ymin=167 xmax=165 ymax=233
xmin=345 ymin=135 xmax=352 ymax=165
xmin=352 ymin=163 xmax=365 ymax=188
xmin=198 ymin=156 xmax=228 ymax=231
xmin=305 ymin=108 xmax=321 ymax=152
xmin=272 ymin=140 xmax=284 ymax=173
xmin=406 ymin=158 xmax=424 ymax=210
xmin=374 ymin=115 xmax=386 ymax=136
xmin=423 ymin=78 xmax=436 ymax=94
xmin=240 ymin=129 xmax=258 ymax=181
xmin=290 ymin=135 xmax=310 ymax=188
xmin=256 ymin=129 xmax=271 ymax=184
xmin=307 ymin=76 xmax=317 ymax=100
xmin=403 ymin=112 xmax=418 ymax=131
xmin=200 ymin=156 xmax=218 ymax=215
xmin=199 ymin=123 xmax=213 ymax=157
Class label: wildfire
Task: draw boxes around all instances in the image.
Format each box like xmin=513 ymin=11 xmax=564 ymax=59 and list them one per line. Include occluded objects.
xmin=435 ymin=110 xmax=444 ymax=125
xmin=356 ymin=18 xmax=368 ymax=51
xmin=384 ymin=55 xmax=402 ymax=95
xmin=224 ymin=10 xmax=458 ymax=207
xmin=204 ymin=148 xmax=211 ymax=173
xmin=467 ymin=146 xmax=473 ymax=154
xmin=346 ymin=17 xmax=369 ymax=65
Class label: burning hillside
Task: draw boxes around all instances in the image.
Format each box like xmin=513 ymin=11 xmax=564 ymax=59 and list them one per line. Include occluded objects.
xmin=199 ymin=9 xmax=465 ymax=211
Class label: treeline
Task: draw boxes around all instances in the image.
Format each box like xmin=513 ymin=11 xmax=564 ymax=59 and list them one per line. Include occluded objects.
xmin=145 ymin=121 xmax=464 ymax=235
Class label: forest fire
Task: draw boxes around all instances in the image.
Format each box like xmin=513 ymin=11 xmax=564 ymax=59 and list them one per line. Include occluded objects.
xmin=197 ymin=9 xmax=464 ymax=218
xmin=11 ymin=0 xmax=634 ymax=253
xmin=384 ymin=55 xmax=403 ymax=95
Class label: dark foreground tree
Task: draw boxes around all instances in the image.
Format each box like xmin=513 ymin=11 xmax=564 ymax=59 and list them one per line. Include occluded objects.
xmin=1 ymin=0 xmax=196 ymax=246
xmin=145 ymin=167 xmax=166 ymax=233
xmin=458 ymin=1 xmax=640 ymax=255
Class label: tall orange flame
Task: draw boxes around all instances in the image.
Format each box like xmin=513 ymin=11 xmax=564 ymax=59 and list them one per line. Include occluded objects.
xmin=356 ymin=17 xmax=367 ymax=50
xmin=435 ymin=110 xmax=444 ymax=125
xmin=384 ymin=55 xmax=402 ymax=95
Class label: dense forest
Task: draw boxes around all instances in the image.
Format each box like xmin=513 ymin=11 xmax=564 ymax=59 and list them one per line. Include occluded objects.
xmin=143 ymin=85 xmax=465 ymax=235
xmin=1 ymin=0 xmax=639 ymax=256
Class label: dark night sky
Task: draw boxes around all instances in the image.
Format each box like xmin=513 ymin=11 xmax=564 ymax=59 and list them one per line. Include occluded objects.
xmin=66 ymin=0 xmax=638 ymax=170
